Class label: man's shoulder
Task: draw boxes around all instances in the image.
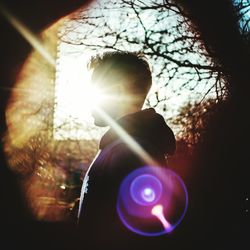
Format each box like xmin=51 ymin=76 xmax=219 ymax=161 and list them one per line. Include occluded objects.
xmin=95 ymin=137 xmax=166 ymax=176
xmin=102 ymin=139 xmax=138 ymax=162
xmin=105 ymin=137 xmax=151 ymax=158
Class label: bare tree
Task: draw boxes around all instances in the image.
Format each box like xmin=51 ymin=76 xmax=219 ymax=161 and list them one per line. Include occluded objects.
xmin=61 ymin=0 xmax=226 ymax=115
xmin=169 ymin=98 xmax=218 ymax=147
xmin=234 ymin=0 xmax=250 ymax=36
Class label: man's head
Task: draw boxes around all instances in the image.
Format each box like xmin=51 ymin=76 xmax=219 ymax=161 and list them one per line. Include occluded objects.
xmin=88 ymin=51 xmax=152 ymax=126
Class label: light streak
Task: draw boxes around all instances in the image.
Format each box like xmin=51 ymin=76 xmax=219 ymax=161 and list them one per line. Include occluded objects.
xmin=151 ymin=204 xmax=172 ymax=231
xmin=0 ymin=3 xmax=56 ymax=66
xmin=0 ymin=4 xmax=159 ymax=168
xmin=94 ymin=107 xmax=159 ymax=167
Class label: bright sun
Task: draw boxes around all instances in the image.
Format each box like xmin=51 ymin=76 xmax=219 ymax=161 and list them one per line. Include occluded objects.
xmin=53 ymin=44 xmax=104 ymax=140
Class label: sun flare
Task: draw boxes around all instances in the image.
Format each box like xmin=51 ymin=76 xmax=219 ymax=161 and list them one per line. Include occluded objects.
xmin=53 ymin=44 xmax=105 ymax=140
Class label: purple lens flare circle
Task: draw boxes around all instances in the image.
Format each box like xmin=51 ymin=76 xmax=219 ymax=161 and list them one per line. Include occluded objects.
xmin=130 ymin=174 xmax=163 ymax=206
xmin=117 ymin=166 xmax=188 ymax=236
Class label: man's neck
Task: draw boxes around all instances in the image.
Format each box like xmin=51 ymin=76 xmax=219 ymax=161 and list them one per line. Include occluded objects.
xmin=115 ymin=106 xmax=141 ymax=121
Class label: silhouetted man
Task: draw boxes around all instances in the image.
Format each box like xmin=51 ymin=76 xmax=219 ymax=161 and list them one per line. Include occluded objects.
xmin=77 ymin=52 xmax=176 ymax=249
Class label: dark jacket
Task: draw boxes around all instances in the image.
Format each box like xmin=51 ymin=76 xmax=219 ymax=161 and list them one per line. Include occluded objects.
xmin=77 ymin=108 xmax=176 ymax=249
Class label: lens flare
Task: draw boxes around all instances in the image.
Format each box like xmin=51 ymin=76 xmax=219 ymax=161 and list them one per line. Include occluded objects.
xmin=151 ymin=204 xmax=172 ymax=232
xmin=0 ymin=3 xmax=56 ymax=66
xmin=117 ymin=166 xmax=188 ymax=236
xmin=130 ymin=174 xmax=162 ymax=206
xmin=142 ymin=188 xmax=155 ymax=203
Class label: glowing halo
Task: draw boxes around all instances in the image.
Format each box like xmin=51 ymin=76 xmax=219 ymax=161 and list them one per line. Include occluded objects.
xmin=117 ymin=166 xmax=188 ymax=236
xmin=130 ymin=174 xmax=162 ymax=206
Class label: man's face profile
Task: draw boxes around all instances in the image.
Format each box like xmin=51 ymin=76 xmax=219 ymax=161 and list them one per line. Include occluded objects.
xmin=86 ymin=52 xmax=151 ymax=127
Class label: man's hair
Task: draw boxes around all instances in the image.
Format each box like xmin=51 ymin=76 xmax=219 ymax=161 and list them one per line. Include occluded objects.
xmin=88 ymin=51 xmax=152 ymax=101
